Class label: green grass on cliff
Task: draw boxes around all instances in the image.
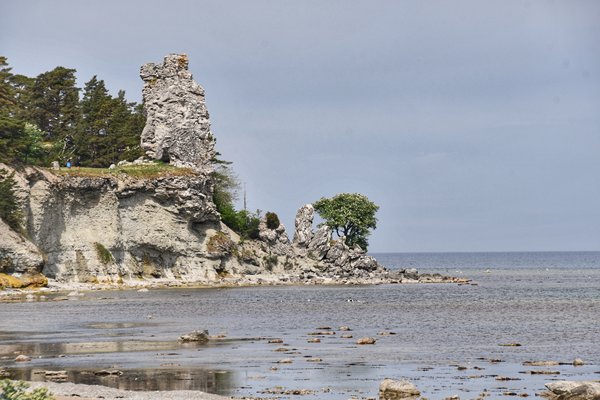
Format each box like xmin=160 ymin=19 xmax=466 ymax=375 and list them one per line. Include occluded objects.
xmin=48 ymin=162 xmax=196 ymax=179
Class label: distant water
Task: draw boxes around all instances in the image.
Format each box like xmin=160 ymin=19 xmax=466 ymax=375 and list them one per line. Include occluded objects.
xmin=1 ymin=251 xmax=599 ymax=399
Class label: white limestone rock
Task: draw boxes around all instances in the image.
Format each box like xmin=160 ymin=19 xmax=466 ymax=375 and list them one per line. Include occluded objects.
xmin=140 ymin=54 xmax=215 ymax=171
xmin=293 ymin=204 xmax=314 ymax=246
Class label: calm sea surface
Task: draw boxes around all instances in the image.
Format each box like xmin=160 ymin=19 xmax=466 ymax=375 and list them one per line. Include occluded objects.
xmin=1 ymin=251 xmax=599 ymax=399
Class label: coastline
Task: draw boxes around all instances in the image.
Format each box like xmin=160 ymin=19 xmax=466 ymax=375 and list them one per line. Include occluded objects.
xmin=25 ymin=381 xmax=233 ymax=400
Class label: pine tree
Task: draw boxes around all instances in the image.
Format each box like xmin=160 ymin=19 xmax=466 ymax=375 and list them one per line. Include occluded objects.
xmin=29 ymin=66 xmax=80 ymax=161
xmin=0 ymin=168 xmax=23 ymax=231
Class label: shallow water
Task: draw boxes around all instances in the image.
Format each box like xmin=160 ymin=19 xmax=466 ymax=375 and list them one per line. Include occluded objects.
xmin=1 ymin=251 xmax=599 ymax=399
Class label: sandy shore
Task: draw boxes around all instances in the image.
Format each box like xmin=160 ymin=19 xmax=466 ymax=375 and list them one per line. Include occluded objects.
xmin=26 ymin=381 xmax=235 ymax=400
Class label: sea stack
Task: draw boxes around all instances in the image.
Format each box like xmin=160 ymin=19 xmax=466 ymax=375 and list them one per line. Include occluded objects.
xmin=140 ymin=53 xmax=215 ymax=171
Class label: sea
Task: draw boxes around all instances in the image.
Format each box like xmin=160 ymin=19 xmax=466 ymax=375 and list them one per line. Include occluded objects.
xmin=1 ymin=251 xmax=599 ymax=399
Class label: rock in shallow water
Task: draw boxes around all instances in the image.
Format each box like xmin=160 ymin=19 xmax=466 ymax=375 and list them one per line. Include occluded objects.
xmin=178 ymin=330 xmax=209 ymax=343
xmin=357 ymin=337 xmax=376 ymax=345
xmin=544 ymin=381 xmax=600 ymax=400
xmin=379 ymin=378 xmax=421 ymax=399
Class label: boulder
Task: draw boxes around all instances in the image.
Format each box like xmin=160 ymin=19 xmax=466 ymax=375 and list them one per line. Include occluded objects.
xmin=178 ymin=330 xmax=209 ymax=343
xmin=379 ymin=378 xmax=421 ymax=400
xmin=357 ymin=337 xmax=376 ymax=345
xmin=293 ymin=204 xmax=314 ymax=246
xmin=140 ymin=54 xmax=215 ymax=171
xmin=544 ymin=381 xmax=600 ymax=399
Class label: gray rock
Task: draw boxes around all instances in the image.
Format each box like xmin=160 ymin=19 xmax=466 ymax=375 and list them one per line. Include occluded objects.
xmin=51 ymin=161 xmax=60 ymax=170
xmin=109 ymin=164 xmax=116 ymax=169
xmin=544 ymin=381 xmax=600 ymax=399
xmin=293 ymin=204 xmax=314 ymax=246
xmin=307 ymin=225 xmax=331 ymax=260
xmin=0 ymin=219 xmax=44 ymax=274
xmin=140 ymin=54 xmax=215 ymax=171
xmin=379 ymin=378 xmax=421 ymax=399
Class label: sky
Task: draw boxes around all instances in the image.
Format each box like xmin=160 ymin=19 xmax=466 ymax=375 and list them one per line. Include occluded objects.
xmin=1 ymin=0 xmax=599 ymax=252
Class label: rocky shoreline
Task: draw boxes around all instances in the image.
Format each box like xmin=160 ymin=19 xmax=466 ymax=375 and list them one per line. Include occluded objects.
xmin=9 ymin=374 xmax=599 ymax=400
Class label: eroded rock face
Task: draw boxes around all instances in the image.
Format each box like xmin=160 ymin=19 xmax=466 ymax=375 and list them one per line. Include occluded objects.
xmin=140 ymin=54 xmax=215 ymax=171
xmin=23 ymin=170 xmax=221 ymax=283
xmin=0 ymin=219 xmax=44 ymax=274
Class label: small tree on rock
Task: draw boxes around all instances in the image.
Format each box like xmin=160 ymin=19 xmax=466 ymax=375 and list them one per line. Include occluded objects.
xmin=313 ymin=193 xmax=379 ymax=251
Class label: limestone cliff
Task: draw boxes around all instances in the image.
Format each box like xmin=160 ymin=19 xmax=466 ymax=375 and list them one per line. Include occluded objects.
xmin=0 ymin=54 xmax=466 ymax=289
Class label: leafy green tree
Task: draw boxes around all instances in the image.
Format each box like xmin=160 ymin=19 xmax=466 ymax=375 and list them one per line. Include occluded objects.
xmin=0 ymin=168 xmax=23 ymax=232
xmin=313 ymin=193 xmax=379 ymax=251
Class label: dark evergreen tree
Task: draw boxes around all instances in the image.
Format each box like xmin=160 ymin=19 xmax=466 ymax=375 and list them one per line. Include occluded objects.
xmin=29 ymin=66 xmax=80 ymax=161
xmin=0 ymin=168 xmax=23 ymax=231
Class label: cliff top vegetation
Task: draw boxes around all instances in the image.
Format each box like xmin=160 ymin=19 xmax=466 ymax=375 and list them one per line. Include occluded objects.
xmin=47 ymin=162 xmax=196 ymax=179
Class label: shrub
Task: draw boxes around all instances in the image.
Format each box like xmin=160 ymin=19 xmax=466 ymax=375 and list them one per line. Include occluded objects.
xmin=0 ymin=379 xmax=55 ymax=400
xmin=94 ymin=242 xmax=113 ymax=265
xmin=207 ymin=232 xmax=235 ymax=255
xmin=265 ymin=212 xmax=280 ymax=230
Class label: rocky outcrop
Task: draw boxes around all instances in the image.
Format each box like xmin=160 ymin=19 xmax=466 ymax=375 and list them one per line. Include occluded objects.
xmin=543 ymin=381 xmax=600 ymax=400
xmin=140 ymin=54 xmax=215 ymax=171
xmin=293 ymin=204 xmax=314 ymax=246
xmin=0 ymin=54 xmax=467 ymax=290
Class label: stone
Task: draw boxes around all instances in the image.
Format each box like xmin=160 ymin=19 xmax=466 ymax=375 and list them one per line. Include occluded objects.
xmin=15 ymin=354 xmax=31 ymax=362
xmin=94 ymin=369 xmax=123 ymax=376
xmin=277 ymin=358 xmax=293 ymax=364
xmin=178 ymin=330 xmax=209 ymax=343
xmin=307 ymin=338 xmax=321 ymax=343
xmin=108 ymin=164 xmax=116 ymax=169
xmin=293 ymin=204 xmax=314 ymax=246
xmin=379 ymin=378 xmax=421 ymax=400
xmin=339 ymin=326 xmax=351 ymax=331
xmin=341 ymin=334 xmax=353 ymax=339
xmin=44 ymin=370 xmax=68 ymax=382
xmin=357 ymin=337 xmax=376 ymax=345
xmin=51 ymin=161 xmax=60 ymax=170
xmin=523 ymin=361 xmax=559 ymax=367
xmin=573 ymin=358 xmax=585 ymax=366
xmin=268 ymin=339 xmax=283 ymax=344
xmin=140 ymin=54 xmax=215 ymax=171
xmin=544 ymin=381 xmax=600 ymax=399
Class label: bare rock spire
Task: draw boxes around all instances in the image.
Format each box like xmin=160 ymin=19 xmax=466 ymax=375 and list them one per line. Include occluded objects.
xmin=140 ymin=54 xmax=215 ymax=171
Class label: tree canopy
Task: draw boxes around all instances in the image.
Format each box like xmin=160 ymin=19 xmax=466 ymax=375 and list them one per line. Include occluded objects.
xmin=0 ymin=56 xmax=144 ymax=167
xmin=313 ymin=193 xmax=379 ymax=251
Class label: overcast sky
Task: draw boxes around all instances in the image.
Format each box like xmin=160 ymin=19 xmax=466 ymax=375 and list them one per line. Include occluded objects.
xmin=1 ymin=0 xmax=599 ymax=252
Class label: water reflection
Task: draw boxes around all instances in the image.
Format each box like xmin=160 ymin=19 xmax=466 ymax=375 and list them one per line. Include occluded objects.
xmin=8 ymin=368 xmax=233 ymax=394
